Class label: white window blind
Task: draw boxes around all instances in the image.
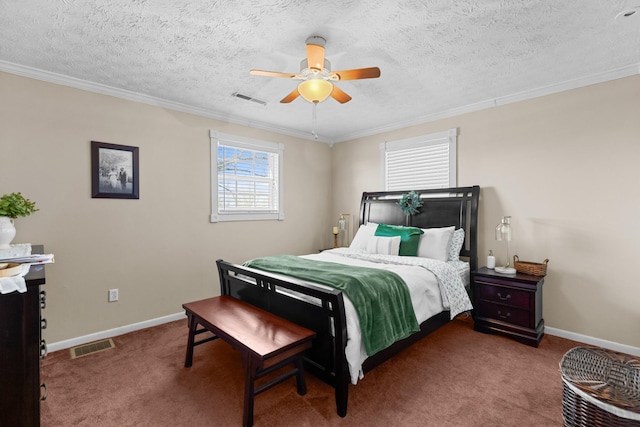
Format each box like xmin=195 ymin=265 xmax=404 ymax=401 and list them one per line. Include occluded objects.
xmin=210 ymin=130 xmax=284 ymax=222
xmin=381 ymin=128 xmax=457 ymax=191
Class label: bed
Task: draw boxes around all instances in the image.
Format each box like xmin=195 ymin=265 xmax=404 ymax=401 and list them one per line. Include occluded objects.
xmin=216 ymin=185 xmax=480 ymax=417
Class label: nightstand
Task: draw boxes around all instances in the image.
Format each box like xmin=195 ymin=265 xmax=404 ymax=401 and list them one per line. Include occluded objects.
xmin=472 ymin=267 xmax=544 ymax=347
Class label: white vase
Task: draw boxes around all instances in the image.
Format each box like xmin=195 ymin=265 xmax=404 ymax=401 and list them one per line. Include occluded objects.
xmin=0 ymin=217 xmax=16 ymax=249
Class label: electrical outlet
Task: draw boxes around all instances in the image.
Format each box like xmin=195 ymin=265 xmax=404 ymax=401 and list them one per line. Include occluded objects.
xmin=108 ymin=289 xmax=119 ymax=302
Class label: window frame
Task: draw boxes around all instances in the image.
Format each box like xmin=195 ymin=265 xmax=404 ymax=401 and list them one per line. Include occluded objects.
xmin=380 ymin=128 xmax=457 ymax=190
xmin=210 ymin=130 xmax=284 ymax=223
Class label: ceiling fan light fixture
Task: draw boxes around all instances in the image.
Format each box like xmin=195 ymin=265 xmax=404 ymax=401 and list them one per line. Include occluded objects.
xmin=300 ymin=58 xmax=331 ymax=75
xmin=250 ymin=36 xmax=379 ymax=105
xmin=297 ymin=78 xmax=333 ymax=103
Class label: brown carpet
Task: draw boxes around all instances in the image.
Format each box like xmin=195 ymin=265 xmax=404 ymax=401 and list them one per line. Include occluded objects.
xmin=41 ymin=316 xmax=579 ymax=426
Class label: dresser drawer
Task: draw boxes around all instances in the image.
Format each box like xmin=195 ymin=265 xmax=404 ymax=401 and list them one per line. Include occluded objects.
xmin=476 ymin=283 xmax=531 ymax=309
xmin=477 ymin=301 xmax=532 ymax=328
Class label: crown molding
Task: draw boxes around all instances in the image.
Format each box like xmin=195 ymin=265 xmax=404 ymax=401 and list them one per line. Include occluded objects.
xmin=2 ymin=60 xmax=637 ymax=146
xmin=333 ymin=63 xmax=640 ymax=143
xmin=0 ymin=60 xmax=333 ymax=144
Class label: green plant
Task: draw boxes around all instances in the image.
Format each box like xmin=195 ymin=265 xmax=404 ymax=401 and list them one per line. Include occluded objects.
xmin=398 ymin=191 xmax=423 ymax=216
xmin=0 ymin=192 xmax=39 ymax=219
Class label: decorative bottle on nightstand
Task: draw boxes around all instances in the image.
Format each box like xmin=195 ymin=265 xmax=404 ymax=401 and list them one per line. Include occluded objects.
xmin=487 ymin=250 xmax=495 ymax=269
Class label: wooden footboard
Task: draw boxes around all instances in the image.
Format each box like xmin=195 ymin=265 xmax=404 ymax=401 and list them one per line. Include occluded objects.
xmin=216 ymin=259 xmax=350 ymax=417
xmin=216 ymin=259 xmax=456 ymax=417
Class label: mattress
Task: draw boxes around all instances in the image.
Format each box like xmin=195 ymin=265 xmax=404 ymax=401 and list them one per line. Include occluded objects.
xmin=300 ymin=249 xmax=471 ymax=384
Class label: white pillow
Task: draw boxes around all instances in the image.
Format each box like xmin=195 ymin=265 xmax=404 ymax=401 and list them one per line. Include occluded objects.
xmin=417 ymin=226 xmax=455 ymax=261
xmin=448 ymin=228 xmax=465 ymax=261
xmin=366 ymin=236 xmax=401 ymax=255
xmin=349 ymin=222 xmax=378 ymax=251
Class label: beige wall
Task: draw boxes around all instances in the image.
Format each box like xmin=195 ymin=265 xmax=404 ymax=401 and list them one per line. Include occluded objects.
xmin=3 ymin=70 xmax=639 ymax=351
xmin=1 ymin=72 xmax=332 ymax=343
xmin=332 ymin=74 xmax=640 ymax=348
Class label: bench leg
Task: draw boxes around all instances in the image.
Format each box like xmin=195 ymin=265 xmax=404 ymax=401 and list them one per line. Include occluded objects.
xmin=294 ymin=355 xmax=307 ymax=395
xmin=184 ymin=313 xmax=197 ymax=368
xmin=242 ymin=353 xmax=258 ymax=427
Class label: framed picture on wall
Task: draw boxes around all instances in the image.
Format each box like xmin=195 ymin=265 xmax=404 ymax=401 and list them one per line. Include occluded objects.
xmin=91 ymin=141 xmax=139 ymax=199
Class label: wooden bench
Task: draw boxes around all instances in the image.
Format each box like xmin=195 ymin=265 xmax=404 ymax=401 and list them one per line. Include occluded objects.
xmin=183 ymin=295 xmax=316 ymax=427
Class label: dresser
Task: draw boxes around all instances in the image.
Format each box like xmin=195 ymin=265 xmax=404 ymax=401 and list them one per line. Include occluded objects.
xmin=0 ymin=246 xmax=47 ymax=426
xmin=472 ymin=267 xmax=544 ymax=347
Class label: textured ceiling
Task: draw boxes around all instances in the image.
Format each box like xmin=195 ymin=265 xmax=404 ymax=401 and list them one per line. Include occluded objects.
xmin=1 ymin=1 xmax=639 ymax=143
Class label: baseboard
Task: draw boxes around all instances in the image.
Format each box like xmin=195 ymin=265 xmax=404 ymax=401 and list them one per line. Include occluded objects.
xmin=46 ymin=314 xmax=640 ymax=358
xmin=545 ymin=326 xmax=640 ymax=357
xmin=46 ymin=312 xmax=186 ymax=353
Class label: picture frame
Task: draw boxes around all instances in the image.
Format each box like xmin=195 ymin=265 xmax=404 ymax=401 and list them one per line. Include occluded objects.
xmin=91 ymin=141 xmax=139 ymax=199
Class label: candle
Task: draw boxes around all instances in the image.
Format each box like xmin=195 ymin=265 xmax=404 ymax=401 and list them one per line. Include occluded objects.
xmin=333 ymin=226 xmax=339 ymax=234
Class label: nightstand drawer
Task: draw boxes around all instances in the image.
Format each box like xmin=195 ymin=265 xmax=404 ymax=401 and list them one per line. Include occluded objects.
xmin=477 ymin=301 xmax=531 ymax=328
xmin=476 ymin=283 xmax=531 ymax=309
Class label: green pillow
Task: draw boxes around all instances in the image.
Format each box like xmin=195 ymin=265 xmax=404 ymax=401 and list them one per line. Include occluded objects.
xmin=374 ymin=224 xmax=424 ymax=256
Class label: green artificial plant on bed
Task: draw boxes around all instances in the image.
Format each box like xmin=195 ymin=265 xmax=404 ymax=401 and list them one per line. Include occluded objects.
xmin=398 ymin=191 xmax=423 ymax=216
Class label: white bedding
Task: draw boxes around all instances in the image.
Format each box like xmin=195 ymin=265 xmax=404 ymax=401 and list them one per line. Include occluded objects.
xmin=300 ymin=248 xmax=472 ymax=384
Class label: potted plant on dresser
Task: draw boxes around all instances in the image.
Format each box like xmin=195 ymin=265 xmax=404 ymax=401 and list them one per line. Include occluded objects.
xmin=0 ymin=192 xmax=38 ymax=249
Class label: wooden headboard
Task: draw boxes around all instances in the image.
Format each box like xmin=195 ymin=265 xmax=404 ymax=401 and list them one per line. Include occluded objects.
xmin=358 ymin=186 xmax=480 ymax=271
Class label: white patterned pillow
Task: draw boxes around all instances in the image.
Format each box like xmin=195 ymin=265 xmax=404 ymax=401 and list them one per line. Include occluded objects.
xmin=448 ymin=228 xmax=465 ymax=261
xmin=366 ymin=236 xmax=401 ymax=255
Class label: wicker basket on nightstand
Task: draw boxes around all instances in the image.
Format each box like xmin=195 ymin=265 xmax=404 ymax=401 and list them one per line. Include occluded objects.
xmin=513 ymin=255 xmax=548 ymax=276
xmin=560 ymin=347 xmax=640 ymax=426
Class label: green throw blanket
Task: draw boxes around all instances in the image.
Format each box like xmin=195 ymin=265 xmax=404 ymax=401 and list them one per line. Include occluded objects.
xmin=243 ymin=255 xmax=419 ymax=356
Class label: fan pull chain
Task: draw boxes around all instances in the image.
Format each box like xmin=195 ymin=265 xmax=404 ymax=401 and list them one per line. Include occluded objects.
xmin=311 ymin=102 xmax=319 ymax=140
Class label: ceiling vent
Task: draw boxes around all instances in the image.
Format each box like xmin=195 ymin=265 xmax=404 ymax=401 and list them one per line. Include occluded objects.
xmin=232 ymin=92 xmax=267 ymax=106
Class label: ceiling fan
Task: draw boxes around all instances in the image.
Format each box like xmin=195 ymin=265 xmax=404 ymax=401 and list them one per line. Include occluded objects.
xmin=250 ymin=36 xmax=381 ymax=104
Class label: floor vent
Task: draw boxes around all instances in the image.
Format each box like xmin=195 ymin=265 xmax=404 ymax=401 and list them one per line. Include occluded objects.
xmin=70 ymin=339 xmax=115 ymax=359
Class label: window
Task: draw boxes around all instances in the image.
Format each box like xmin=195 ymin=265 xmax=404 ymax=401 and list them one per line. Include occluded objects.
xmin=380 ymin=128 xmax=457 ymax=190
xmin=210 ymin=130 xmax=284 ymax=222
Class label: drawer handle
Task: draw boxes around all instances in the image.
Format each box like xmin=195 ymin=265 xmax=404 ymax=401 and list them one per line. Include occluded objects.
xmin=497 ymin=310 xmax=511 ymax=320
xmin=41 ymin=383 xmax=48 ymax=401
xmin=40 ymin=339 xmax=48 ymax=358
xmin=41 ymin=318 xmax=47 ymax=330
xmin=497 ymin=292 xmax=511 ymax=301
xmin=40 ymin=290 xmax=47 ymax=309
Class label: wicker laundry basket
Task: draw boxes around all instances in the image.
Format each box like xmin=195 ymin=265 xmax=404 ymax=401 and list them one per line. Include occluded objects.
xmin=560 ymin=347 xmax=640 ymax=426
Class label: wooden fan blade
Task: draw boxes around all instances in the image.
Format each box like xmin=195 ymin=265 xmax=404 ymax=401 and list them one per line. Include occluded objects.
xmin=330 ymin=85 xmax=352 ymax=104
xmin=250 ymin=69 xmax=297 ymax=79
xmin=330 ymin=67 xmax=381 ymax=81
xmin=306 ymin=43 xmax=325 ymax=71
xmin=280 ymin=88 xmax=300 ymax=103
